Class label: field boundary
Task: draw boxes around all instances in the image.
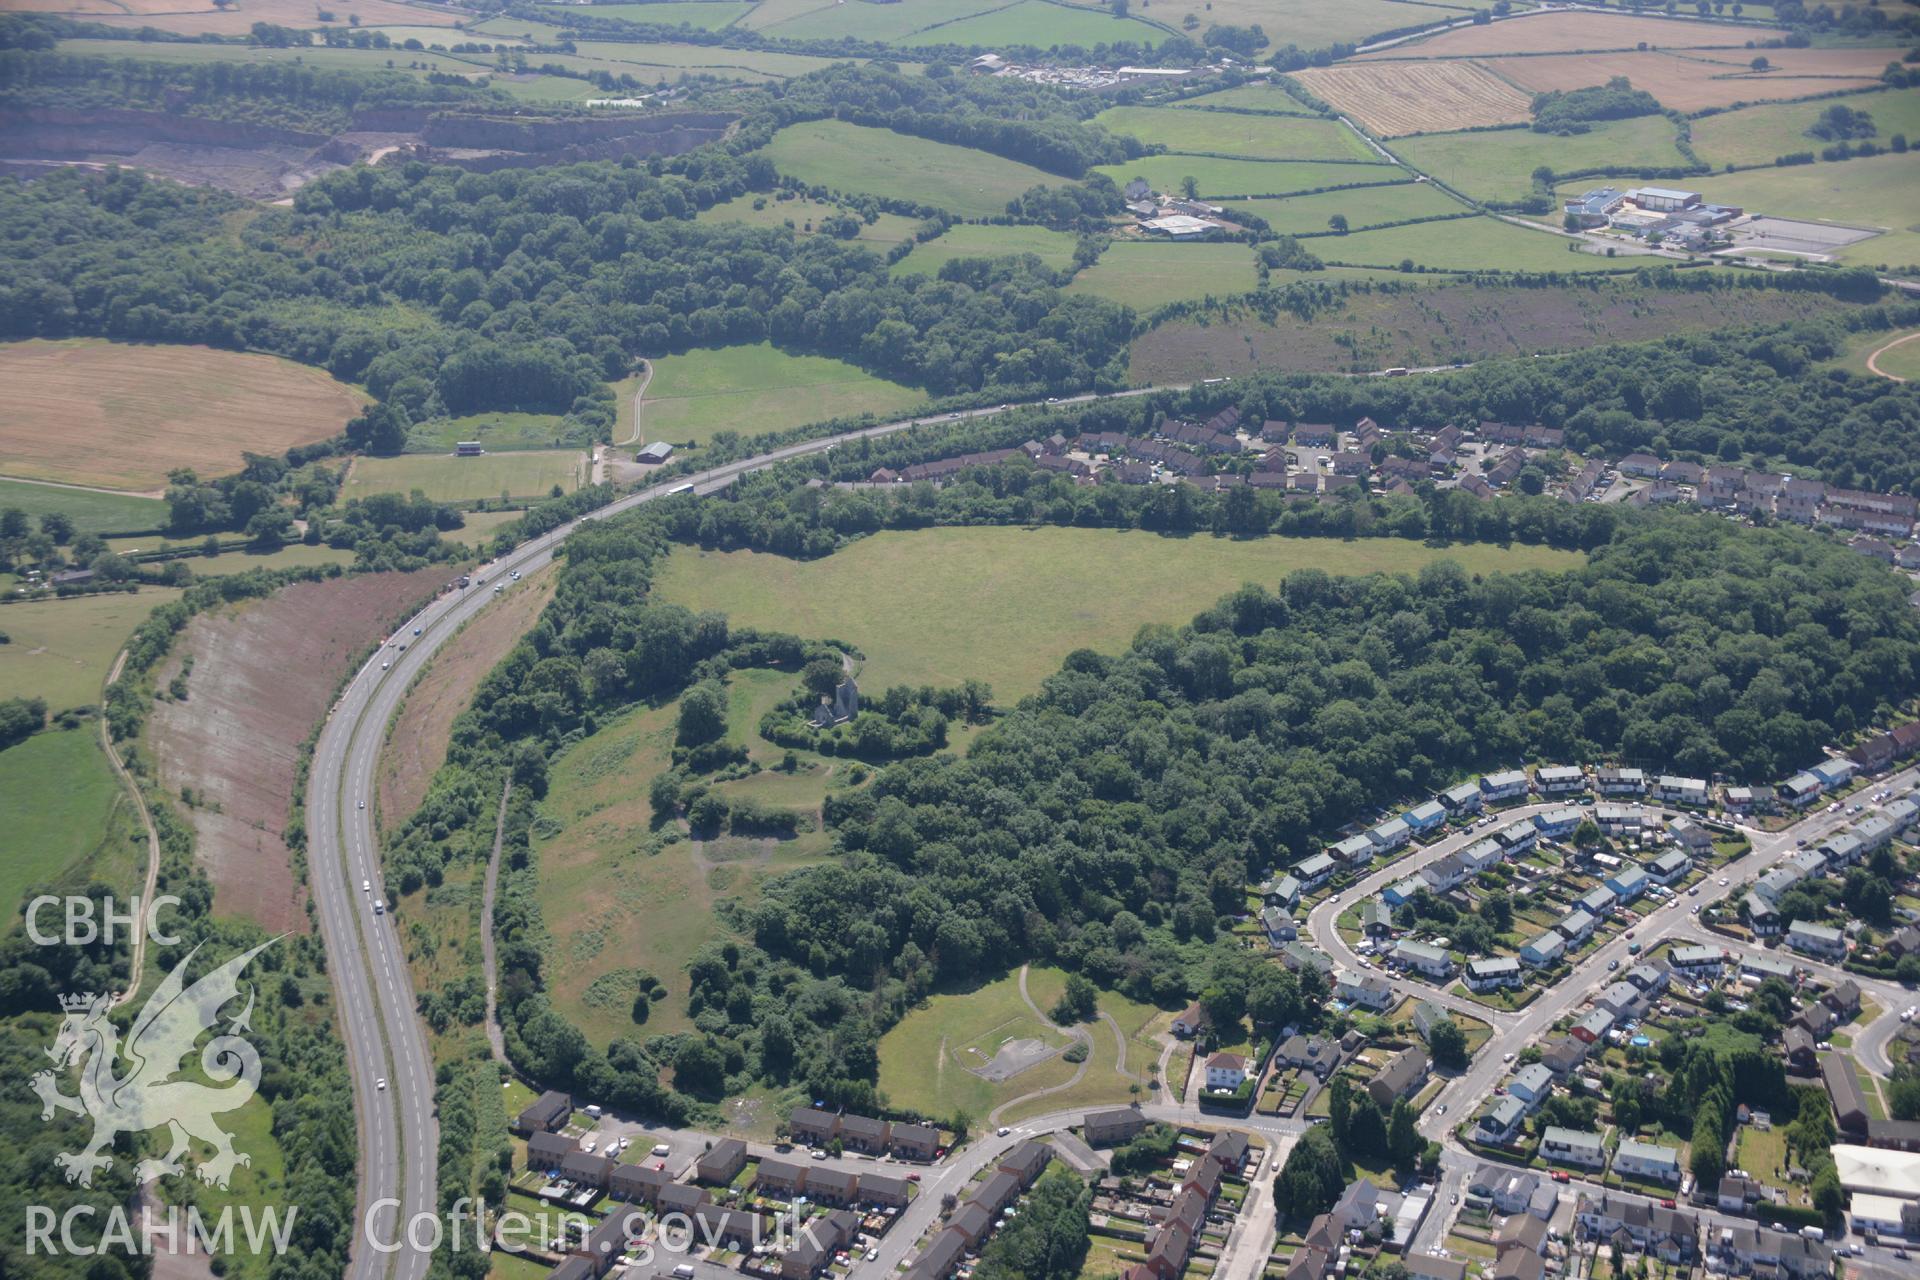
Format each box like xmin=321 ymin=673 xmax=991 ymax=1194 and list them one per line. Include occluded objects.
xmin=101 ymin=647 xmax=162 ymax=1010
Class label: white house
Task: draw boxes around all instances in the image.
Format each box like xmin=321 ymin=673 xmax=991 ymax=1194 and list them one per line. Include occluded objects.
xmin=1405 ymin=800 xmax=1449 ymax=834
xmin=1420 ymin=853 xmax=1468 ymax=893
xmin=1335 ymin=969 xmax=1395 ymax=1011
xmin=1786 ymin=920 xmax=1845 ymax=961
xmin=1605 ymin=866 xmax=1651 ymax=903
xmin=1478 ymin=1096 xmax=1528 ymax=1143
xmin=1460 ymin=838 xmax=1504 ymax=874
xmin=1535 ymin=765 xmax=1587 ymax=795
xmin=1657 ymin=775 xmax=1709 ymax=807
xmin=1520 ymin=930 xmax=1567 ymax=967
xmin=1467 ymin=956 xmax=1524 ymax=992
xmin=1392 ymin=939 xmax=1455 ymax=980
xmin=1441 ymin=782 xmax=1483 ymax=814
xmin=1810 ymin=758 xmax=1855 ymax=791
xmin=1779 ymin=772 xmax=1824 ymax=809
xmin=1541 ymin=1126 xmax=1607 ymax=1168
xmin=1614 ymin=1138 xmax=1683 ymax=1185
xmin=1595 ymin=767 xmax=1646 ymax=795
xmin=1595 ymin=804 xmax=1643 ymax=834
xmin=1480 ymin=770 xmax=1530 ymax=803
xmin=1494 ymin=821 xmax=1539 ymax=856
xmin=1665 ymin=818 xmax=1712 ymax=857
xmin=1510 ymin=1063 xmax=1555 ymax=1109
xmin=1368 ymin=818 xmax=1412 ymax=852
xmin=1205 ymin=1052 xmax=1249 ymax=1090
xmin=1669 ymin=944 xmax=1726 ymax=972
xmin=1556 ymin=908 xmax=1599 ymax=943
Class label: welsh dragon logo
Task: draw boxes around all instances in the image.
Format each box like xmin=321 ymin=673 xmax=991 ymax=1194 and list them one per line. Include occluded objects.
xmin=31 ymin=939 xmax=276 ymax=1189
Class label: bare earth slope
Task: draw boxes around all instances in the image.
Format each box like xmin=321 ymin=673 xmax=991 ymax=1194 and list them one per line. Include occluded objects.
xmin=151 ymin=567 xmax=450 ymax=932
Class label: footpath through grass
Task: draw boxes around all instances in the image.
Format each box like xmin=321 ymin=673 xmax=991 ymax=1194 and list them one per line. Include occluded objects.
xmin=652 ymin=527 xmax=1584 ymax=701
xmin=0 ymin=727 xmax=130 ymax=917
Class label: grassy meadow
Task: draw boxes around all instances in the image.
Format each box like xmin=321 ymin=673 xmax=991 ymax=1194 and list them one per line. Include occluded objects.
xmin=1318 ymin=216 xmax=1645 ymax=273
xmin=0 ymin=727 xmax=134 ymax=920
xmin=1689 ymin=88 xmax=1920 ymax=170
xmin=1394 ymin=117 xmax=1690 ymax=204
xmin=342 ymin=451 xmax=585 ymax=504
xmin=0 ymin=588 xmax=182 ymax=712
xmin=895 ymin=0 xmax=1165 ymax=49
xmin=651 ymin=527 xmax=1585 ymax=701
xmin=1093 ymin=155 xmax=1405 ymax=200
xmin=531 ymin=686 xmax=841 ymax=1049
xmin=1063 ymin=241 xmax=1261 ymax=310
xmin=535 ymin=1 xmax=755 ymax=28
xmin=696 ymin=193 xmax=924 ymax=246
xmin=0 ymin=479 xmax=166 ymax=535
xmin=636 ymin=343 xmax=925 ymax=448
xmin=405 ymin=411 xmax=573 ymax=454
xmin=759 ymin=119 xmax=1065 ymax=218
xmin=1231 ymin=182 xmax=1465 ymax=235
xmin=1094 ymin=105 xmax=1374 ymax=163
xmin=893 ymin=224 xmax=1085 ymax=277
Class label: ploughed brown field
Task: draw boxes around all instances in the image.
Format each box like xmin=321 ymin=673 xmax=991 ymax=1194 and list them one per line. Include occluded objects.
xmin=1483 ymin=46 xmax=1897 ymax=114
xmin=1294 ymin=61 xmax=1533 ymax=136
xmin=0 ymin=339 xmax=367 ymax=492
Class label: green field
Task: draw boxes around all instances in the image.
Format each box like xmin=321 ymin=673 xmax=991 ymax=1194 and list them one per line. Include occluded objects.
xmin=537 ymin=1 xmax=756 ymax=28
xmin=876 ymin=971 xmax=1073 ymax=1120
xmin=0 ymin=728 xmax=131 ymax=921
xmin=485 ymin=74 xmax=603 ymax=102
xmin=54 ymin=38 xmax=490 ymax=77
xmin=651 ymin=527 xmax=1585 ymax=700
xmin=1690 ymin=88 xmax=1920 ymax=170
xmin=697 ymin=192 xmax=924 ymax=245
xmin=570 ymin=40 xmax=904 ymax=79
xmin=1093 ymin=155 xmax=1405 ymax=199
xmin=893 ymin=223 xmax=1084 ymax=277
xmin=1154 ymin=0 xmax=1470 ymax=50
xmin=1868 ymin=331 xmax=1920 ymax=379
xmin=405 ymin=411 xmax=574 ymax=453
xmin=1094 ymin=105 xmax=1373 ymax=162
xmin=1063 ymin=241 xmax=1261 ymax=310
xmin=636 ymin=343 xmax=925 ymax=448
xmin=0 ymin=588 xmax=180 ymax=712
xmin=1394 ymin=117 xmax=1690 ymax=203
xmin=895 ymin=0 xmax=1165 ymax=48
xmin=1231 ymin=182 xmax=1466 ymax=235
xmin=1318 ymin=215 xmax=1644 ymax=273
xmin=759 ymin=119 xmax=1064 ymax=217
xmin=470 ymin=15 xmax=570 ymax=41
xmin=343 ymin=451 xmax=585 ymax=504
xmin=1173 ymin=83 xmax=1319 ymax=115
xmin=533 ymin=690 xmax=835 ymax=1048
xmin=0 ymin=479 xmax=166 ymax=535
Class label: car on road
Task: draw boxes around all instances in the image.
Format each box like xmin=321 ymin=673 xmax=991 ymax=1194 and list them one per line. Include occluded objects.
xmin=1552 ymin=1171 xmax=1570 ymax=1183
xmin=1661 ymin=1199 xmax=1675 ymax=1209
xmin=381 ymin=661 xmax=390 ymax=671
xmin=377 ymin=1078 xmax=386 ymax=1091
xmin=1607 ymin=959 xmax=1619 ymax=970
xmin=652 ymin=1144 xmax=671 ymax=1157
xmin=1902 ymin=1007 xmax=1916 ymax=1022
xmin=1436 ymin=1104 xmax=1446 ymax=1114
xmin=373 ymin=900 xmax=385 ymax=914
xmin=907 ymin=1173 xmax=921 ymax=1183
xmin=412 ymin=627 xmax=421 ymax=636
xmin=362 ymin=879 xmax=370 ymax=892
xmin=997 ymin=1126 xmax=1010 ymax=1136
xmin=811 ymin=1150 xmax=828 ymax=1161
xmin=583 ymin=1140 xmax=596 ymax=1153
xmin=358 ymin=799 xmax=365 ymax=809
xmin=1691 ymin=905 xmax=1700 ymax=914
xmin=1450 ymin=1193 xmax=1458 ymax=1205
xmin=511 ymin=571 xmax=521 ymax=581
xmin=866 ymin=1249 xmax=878 ymax=1261
xmin=1503 ymin=1052 xmax=1515 ymax=1062
xmin=1687 ymin=887 xmax=1698 ymax=896
xmin=1718 ymin=877 xmax=1729 ymax=886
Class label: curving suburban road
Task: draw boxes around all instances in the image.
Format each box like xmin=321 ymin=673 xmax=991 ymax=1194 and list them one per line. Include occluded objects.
xmin=307 ymin=389 xmax=1158 ymax=1276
